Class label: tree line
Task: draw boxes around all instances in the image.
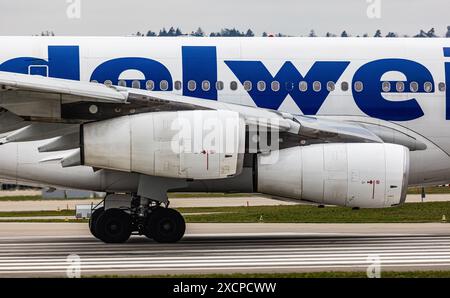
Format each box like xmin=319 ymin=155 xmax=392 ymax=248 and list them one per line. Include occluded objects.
xmin=38 ymin=26 xmax=450 ymax=38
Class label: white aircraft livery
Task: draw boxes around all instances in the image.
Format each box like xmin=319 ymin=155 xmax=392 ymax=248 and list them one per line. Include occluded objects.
xmin=0 ymin=36 xmax=449 ymax=243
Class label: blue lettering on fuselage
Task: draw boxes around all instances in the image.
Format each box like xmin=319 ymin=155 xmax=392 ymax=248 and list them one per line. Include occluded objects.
xmin=444 ymin=48 xmax=450 ymax=120
xmin=0 ymin=45 xmax=444 ymax=121
xmin=182 ymin=46 xmax=217 ymax=100
xmin=225 ymin=60 xmax=349 ymax=112
xmin=0 ymin=46 xmax=80 ymax=80
xmin=352 ymin=58 xmax=434 ymax=121
xmin=90 ymin=57 xmax=173 ymax=91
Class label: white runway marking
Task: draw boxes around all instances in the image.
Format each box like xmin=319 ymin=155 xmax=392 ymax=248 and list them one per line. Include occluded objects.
xmin=0 ymin=234 xmax=449 ymax=276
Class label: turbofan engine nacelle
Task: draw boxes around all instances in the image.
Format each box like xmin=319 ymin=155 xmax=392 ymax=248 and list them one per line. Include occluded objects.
xmin=257 ymin=143 xmax=409 ymax=208
xmin=81 ymin=110 xmax=246 ymax=179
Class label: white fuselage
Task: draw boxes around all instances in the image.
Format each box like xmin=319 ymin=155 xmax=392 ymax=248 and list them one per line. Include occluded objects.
xmin=1 ymin=36 xmax=450 ymax=190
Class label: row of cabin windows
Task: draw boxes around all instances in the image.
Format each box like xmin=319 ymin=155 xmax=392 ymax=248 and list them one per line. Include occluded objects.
xmin=93 ymin=79 xmax=446 ymax=93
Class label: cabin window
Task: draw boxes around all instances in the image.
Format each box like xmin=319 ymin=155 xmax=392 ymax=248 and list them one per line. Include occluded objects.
xmin=439 ymin=82 xmax=446 ymax=92
xmin=216 ymin=81 xmax=224 ymax=91
xmin=257 ymin=81 xmax=266 ymax=91
xmin=410 ymin=81 xmax=419 ymax=93
xmin=188 ymin=80 xmax=197 ymax=91
xmin=326 ymin=81 xmax=335 ymax=92
xmin=118 ymin=80 xmax=127 ymax=87
xmin=202 ymin=80 xmax=211 ymax=91
xmin=104 ymin=80 xmax=113 ymax=87
xmin=132 ymin=80 xmax=141 ymax=89
xmin=299 ymin=81 xmax=308 ymax=92
xmin=230 ymin=81 xmax=238 ymax=91
xmin=341 ymin=82 xmax=349 ymax=91
xmin=313 ymin=81 xmax=321 ymax=92
xmin=174 ymin=81 xmax=182 ymax=90
xmin=396 ymin=81 xmax=405 ymax=92
xmin=271 ymin=81 xmax=280 ymax=92
xmin=424 ymin=82 xmax=433 ymax=93
xmin=243 ymin=81 xmax=252 ymax=91
xmin=354 ymin=81 xmax=363 ymax=92
xmin=160 ymin=80 xmax=169 ymax=91
xmin=146 ymin=80 xmax=155 ymax=91
xmin=382 ymin=81 xmax=391 ymax=92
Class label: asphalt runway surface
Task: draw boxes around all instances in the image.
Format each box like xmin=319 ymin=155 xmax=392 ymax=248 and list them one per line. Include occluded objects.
xmin=0 ymin=223 xmax=449 ymax=277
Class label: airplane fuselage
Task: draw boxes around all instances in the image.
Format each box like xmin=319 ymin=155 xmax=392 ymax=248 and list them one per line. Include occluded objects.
xmin=1 ymin=36 xmax=450 ymax=189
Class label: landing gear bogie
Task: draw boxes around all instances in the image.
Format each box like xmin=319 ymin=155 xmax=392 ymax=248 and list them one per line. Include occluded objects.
xmin=88 ymin=194 xmax=185 ymax=244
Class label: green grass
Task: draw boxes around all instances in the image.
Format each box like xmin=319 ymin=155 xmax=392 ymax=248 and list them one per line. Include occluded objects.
xmin=408 ymin=186 xmax=450 ymax=194
xmin=0 ymin=193 xmax=254 ymax=201
xmin=0 ymin=202 xmax=449 ymax=224
xmin=0 ymin=196 xmax=97 ymax=201
xmin=0 ymin=210 xmax=75 ymax=217
xmin=0 ymin=196 xmax=46 ymax=201
xmin=182 ymin=202 xmax=450 ymax=223
xmin=0 ymin=187 xmax=447 ymax=202
xmin=91 ymin=271 xmax=450 ymax=278
xmin=0 ymin=219 xmax=87 ymax=223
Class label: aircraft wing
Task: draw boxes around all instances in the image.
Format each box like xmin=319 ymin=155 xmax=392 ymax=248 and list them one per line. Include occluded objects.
xmin=0 ymin=71 xmax=426 ymax=151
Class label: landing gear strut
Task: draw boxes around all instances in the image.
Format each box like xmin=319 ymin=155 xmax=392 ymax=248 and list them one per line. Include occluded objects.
xmin=88 ymin=194 xmax=185 ymax=244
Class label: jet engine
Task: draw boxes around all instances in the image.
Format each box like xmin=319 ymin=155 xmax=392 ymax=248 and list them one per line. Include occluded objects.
xmin=257 ymin=143 xmax=409 ymax=208
xmin=81 ymin=110 xmax=246 ymax=179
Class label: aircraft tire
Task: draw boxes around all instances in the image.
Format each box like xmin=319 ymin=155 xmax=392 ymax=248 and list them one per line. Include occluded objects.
xmin=89 ymin=207 xmax=104 ymax=239
xmin=143 ymin=206 xmax=164 ymax=239
xmin=95 ymin=209 xmax=132 ymax=243
xmin=146 ymin=208 xmax=185 ymax=243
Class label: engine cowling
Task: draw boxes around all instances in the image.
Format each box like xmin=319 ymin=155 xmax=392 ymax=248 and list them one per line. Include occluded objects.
xmin=81 ymin=110 xmax=246 ymax=179
xmin=257 ymin=143 xmax=409 ymax=208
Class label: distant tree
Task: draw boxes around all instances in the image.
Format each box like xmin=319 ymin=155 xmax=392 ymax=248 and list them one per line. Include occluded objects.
xmin=447 ymin=26 xmax=450 ymax=38
xmin=146 ymin=30 xmax=157 ymax=37
xmin=210 ymin=32 xmax=218 ymax=37
xmin=414 ymin=29 xmax=429 ymax=38
xmin=245 ymin=29 xmax=255 ymax=37
xmin=166 ymin=27 xmax=176 ymax=36
xmin=41 ymin=30 xmax=55 ymax=36
xmin=191 ymin=27 xmax=205 ymax=37
xmin=341 ymin=30 xmax=349 ymax=37
xmin=175 ymin=28 xmax=183 ymax=36
xmin=325 ymin=32 xmax=336 ymax=37
xmin=386 ymin=32 xmax=398 ymax=38
xmin=427 ymin=28 xmax=437 ymax=37
xmin=220 ymin=28 xmax=240 ymax=37
xmin=374 ymin=29 xmax=382 ymax=37
xmin=363 ymin=33 xmax=369 ymax=37
xmin=159 ymin=28 xmax=168 ymax=37
xmin=414 ymin=28 xmax=438 ymax=38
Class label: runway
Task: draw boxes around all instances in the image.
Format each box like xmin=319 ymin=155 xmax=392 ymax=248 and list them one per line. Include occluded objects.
xmin=0 ymin=223 xmax=449 ymax=277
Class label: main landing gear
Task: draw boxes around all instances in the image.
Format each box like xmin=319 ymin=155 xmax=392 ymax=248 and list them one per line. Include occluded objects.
xmin=89 ymin=194 xmax=186 ymax=244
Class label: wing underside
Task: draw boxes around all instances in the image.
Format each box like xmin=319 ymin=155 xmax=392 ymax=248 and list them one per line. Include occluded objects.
xmin=0 ymin=71 xmax=426 ymax=167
